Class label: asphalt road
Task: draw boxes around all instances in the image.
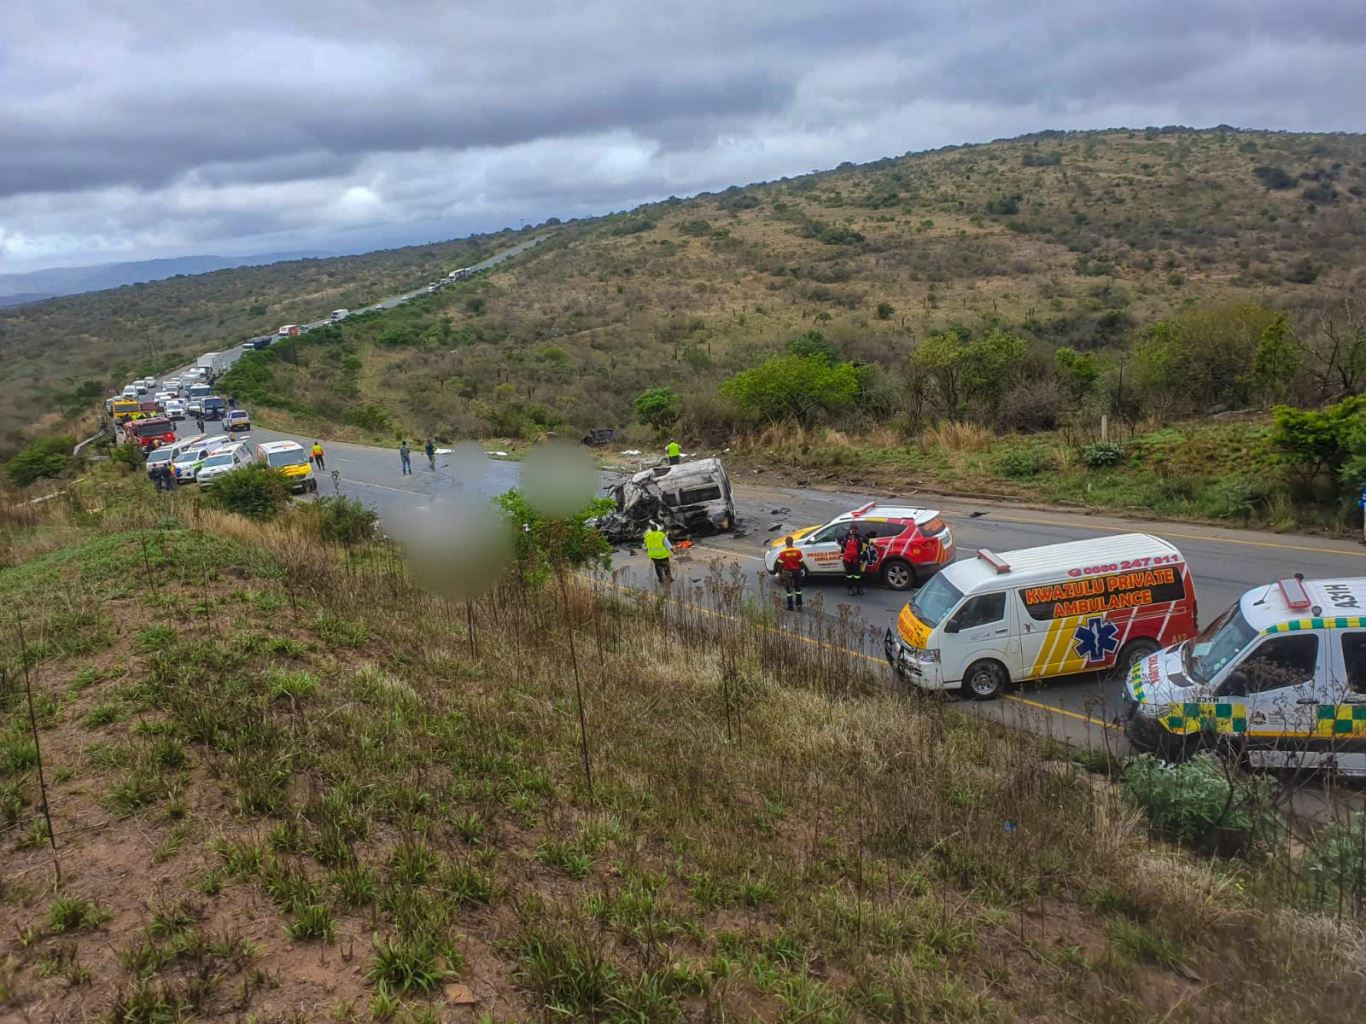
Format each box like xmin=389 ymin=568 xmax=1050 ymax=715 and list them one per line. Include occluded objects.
xmin=149 ymin=411 xmax=1366 ymax=765
xmin=142 ymin=229 xmax=1366 ymax=787
xmin=206 ymin=234 xmax=550 ymax=374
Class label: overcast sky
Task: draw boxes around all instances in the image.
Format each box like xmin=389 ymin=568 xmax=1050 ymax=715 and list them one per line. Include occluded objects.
xmin=2 ymin=1 xmax=1363 ymax=273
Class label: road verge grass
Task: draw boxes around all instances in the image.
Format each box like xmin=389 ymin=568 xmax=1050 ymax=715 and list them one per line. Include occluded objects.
xmin=0 ymin=469 xmax=1364 ymax=1021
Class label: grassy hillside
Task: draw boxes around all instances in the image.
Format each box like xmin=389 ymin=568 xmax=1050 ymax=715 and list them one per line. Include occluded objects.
xmin=218 ymin=127 xmax=1365 ymax=443
xmin=3 ymin=472 xmax=1365 ymax=1021
xmin=0 ymin=231 xmax=520 ymax=449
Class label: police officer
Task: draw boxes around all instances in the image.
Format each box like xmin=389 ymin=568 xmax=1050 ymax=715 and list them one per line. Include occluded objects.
xmin=666 ymin=440 xmax=681 ymax=466
xmin=775 ymin=536 xmax=805 ymax=611
xmin=643 ymin=522 xmax=673 ymax=582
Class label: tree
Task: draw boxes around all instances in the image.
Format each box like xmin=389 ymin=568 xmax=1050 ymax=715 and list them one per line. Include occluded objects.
xmin=1269 ymin=396 xmax=1366 ymax=504
xmin=634 ymin=388 xmax=680 ymax=433
xmin=1250 ymin=314 xmax=1301 ymax=407
xmin=1054 ymin=347 xmax=1100 ymax=400
xmin=721 ymin=354 xmax=860 ymax=423
xmin=907 ymin=328 xmax=1026 ymax=419
xmin=875 ymin=302 xmax=895 ymax=321
xmin=5 ymin=436 xmax=74 ymax=487
xmin=785 ymin=330 xmax=838 ymax=365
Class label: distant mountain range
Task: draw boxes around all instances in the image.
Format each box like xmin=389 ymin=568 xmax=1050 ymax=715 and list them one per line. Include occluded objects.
xmin=0 ymin=251 xmax=333 ymax=306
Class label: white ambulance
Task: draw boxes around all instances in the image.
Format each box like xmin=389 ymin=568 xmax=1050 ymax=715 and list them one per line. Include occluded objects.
xmin=1125 ymin=576 xmax=1366 ymax=775
xmin=885 ymin=534 xmax=1197 ymax=700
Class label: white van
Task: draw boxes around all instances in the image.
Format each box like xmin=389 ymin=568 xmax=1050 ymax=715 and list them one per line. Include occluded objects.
xmin=1126 ymin=576 xmax=1366 ymax=775
xmin=885 ymin=534 xmax=1197 ymax=700
xmin=330 ymin=309 xmax=349 ymax=323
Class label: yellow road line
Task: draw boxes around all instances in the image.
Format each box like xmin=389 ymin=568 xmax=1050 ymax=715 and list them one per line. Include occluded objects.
xmin=985 ymin=513 xmax=1365 ymax=558
xmin=595 ymin=573 xmax=1115 ymax=734
xmin=1006 ymin=692 xmax=1119 ymax=731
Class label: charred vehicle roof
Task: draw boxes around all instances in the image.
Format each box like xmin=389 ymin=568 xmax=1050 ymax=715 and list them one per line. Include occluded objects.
xmin=595 ymin=457 xmax=737 ymax=541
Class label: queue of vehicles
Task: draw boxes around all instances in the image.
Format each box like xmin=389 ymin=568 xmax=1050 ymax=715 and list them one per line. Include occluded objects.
xmin=141 ymin=430 xmax=317 ymax=493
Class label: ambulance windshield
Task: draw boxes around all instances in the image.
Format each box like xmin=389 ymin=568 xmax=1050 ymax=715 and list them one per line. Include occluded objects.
xmin=910 ymin=573 xmax=963 ymax=628
xmin=1184 ymin=605 xmax=1257 ymax=684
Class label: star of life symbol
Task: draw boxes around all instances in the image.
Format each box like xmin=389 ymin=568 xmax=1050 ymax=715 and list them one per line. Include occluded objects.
xmin=1073 ymin=616 xmax=1120 ymax=664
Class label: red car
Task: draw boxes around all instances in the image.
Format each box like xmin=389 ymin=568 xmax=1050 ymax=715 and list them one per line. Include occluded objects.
xmin=123 ymin=416 xmax=177 ymax=452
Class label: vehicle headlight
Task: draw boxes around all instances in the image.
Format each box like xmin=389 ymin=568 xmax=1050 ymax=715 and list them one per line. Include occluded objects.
xmin=911 ymin=647 xmax=940 ymax=664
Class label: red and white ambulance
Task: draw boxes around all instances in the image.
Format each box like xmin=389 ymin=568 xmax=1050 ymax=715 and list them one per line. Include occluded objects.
xmin=884 ymin=533 xmax=1198 ymax=700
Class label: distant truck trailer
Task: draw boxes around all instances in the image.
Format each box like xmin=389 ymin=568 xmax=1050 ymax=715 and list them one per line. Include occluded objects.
xmin=277 ymin=324 xmax=300 ymax=337
xmin=330 ymin=309 xmax=349 ymax=322
xmin=197 ymin=351 xmax=231 ymax=381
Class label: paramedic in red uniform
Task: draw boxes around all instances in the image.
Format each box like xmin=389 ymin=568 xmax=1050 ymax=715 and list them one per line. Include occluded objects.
xmin=775 ymin=536 xmax=805 ymax=612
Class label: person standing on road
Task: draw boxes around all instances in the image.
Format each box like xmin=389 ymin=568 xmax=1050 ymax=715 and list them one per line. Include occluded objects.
xmin=666 ymin=440 xmax=681 ymax=466
xmin=857 ymin=532 xmax=877 ymax=595
xmin=841 ymin=526 xmax=863 ymax=596
xmin=399 ymin=441 xmax=412 ymax=475
xmin=775 ymin=536 xmax=805 ymax=612
xmin=1361 ymin=480 xmax=1366 ymax=545
xmin=195 ymin=416 xmax=205 ymax=433
xmin=643 ymin=522 xmax=673 ymax=583
xmin=311 ymin=441 xmax=326 ymax=471
xmin=425 ymin=438 xmax=436 ymax=470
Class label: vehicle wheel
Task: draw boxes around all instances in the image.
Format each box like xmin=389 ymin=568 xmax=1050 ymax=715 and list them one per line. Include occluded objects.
xmin=881 ymin=558 xmax=917 ymax=592
xmin=1112 ymin=638 xmax=1160 ymax=682
xmin=961 ymin=659 xmax=1007 ymax=701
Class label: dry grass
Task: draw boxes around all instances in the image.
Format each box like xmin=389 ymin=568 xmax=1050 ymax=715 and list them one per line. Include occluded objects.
xmin=921 ymin=420 xmax=997 ymax=454
xmin=2 ymin=471 xmax=1365 ymax=1021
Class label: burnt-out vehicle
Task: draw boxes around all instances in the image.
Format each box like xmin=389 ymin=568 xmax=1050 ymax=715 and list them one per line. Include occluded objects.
xmin=595 ymin=457 xmax=737 ymax=542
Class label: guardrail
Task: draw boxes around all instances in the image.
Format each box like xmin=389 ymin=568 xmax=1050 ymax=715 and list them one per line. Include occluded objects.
xmin=73 ymin=425 xmax=107 ymax=456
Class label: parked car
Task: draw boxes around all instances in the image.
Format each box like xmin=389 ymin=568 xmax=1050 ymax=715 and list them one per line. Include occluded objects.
xmin=1125 ymin=575 xmax=1366 ymax=777
xmin=172 ymin=436 xmax=230 ymax=483
xmin=765 ymin=501 xmax=955 ymax=591
xmin=196 ymin=443 xmax=255 ymax=489
xmin=222 ymin=409 xmax=251 ymax=433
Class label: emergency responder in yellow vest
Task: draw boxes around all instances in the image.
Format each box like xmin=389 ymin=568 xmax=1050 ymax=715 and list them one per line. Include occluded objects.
xmin=775 ymin=536 xmax=804 ymax=611
xmin=666 ymin=440 xmax=681 ymax=466
xmin=643 ymin=522 xmax=673 ymax=583
xmin=311 ymin=441 xmax=325 ymax=471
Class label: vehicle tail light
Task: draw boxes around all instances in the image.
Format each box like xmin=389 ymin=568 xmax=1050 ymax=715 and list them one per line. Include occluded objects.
xmin=920 ymin=516 xmax=946 ymax=535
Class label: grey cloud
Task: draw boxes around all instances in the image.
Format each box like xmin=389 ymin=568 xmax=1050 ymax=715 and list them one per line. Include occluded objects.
xmin=0 ymin=0 xmax=1363 ymax=270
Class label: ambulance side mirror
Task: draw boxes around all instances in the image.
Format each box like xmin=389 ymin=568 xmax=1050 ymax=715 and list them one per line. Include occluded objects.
xmin=1215 ymin=670 xmax=1249 ymax=698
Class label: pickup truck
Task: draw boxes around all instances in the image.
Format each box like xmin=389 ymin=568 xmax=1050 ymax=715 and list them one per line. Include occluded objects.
xmin=222 ymin=409 xmax=251 ymax=433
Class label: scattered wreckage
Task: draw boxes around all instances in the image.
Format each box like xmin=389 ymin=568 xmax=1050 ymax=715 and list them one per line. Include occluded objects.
xmin=594 ymin=457 xmax=738 ymax=542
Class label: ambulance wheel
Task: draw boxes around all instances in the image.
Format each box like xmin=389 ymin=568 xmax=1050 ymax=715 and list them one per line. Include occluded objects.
xmin=961 ymin=659 xmax=1007 ymax=701
xmin=1113 ymin=639 xmax=1160 ymax=682
xmin=881 ymin=558 xmax=916 ymax=592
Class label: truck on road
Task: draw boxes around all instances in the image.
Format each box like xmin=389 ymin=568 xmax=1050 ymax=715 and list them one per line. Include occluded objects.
xmin=197 ymin=351 xmax=230 ymax=381
xmin=277 ymin=324 xmax=300 ymax=338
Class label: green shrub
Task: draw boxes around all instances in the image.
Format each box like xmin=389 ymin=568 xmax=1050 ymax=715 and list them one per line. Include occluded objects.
xmin=307 ymin=496 xmax=379 ymax=546
xmin=5 ymin=435 xmax=74 ymax=486
xmin=1081 ymin=441 xmax=1126 ymax=468
xmin=203 ymin=464 xmax=290 ymax=522
xmin=1299 ymin=814 xmax=1366 ymax=912
xmin=108 ymin=442 xmax=145 ymax=472
xmin=721 ymin=354 xmax=860 ymax=424
xmin=1121 ymin=755 xmax=1279 ymax=854
xmin=994 ymin=447 xmax=1049 ymax=480
xmin=48 ymin=894 xmax=109 ymax=932
xmin=1194 ymin=477 xmax=1267 ymax=519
